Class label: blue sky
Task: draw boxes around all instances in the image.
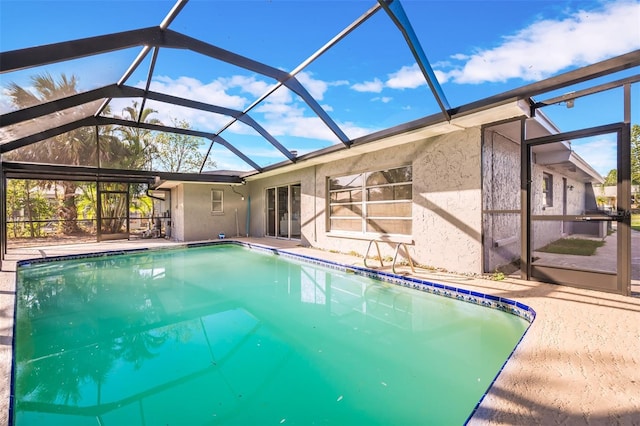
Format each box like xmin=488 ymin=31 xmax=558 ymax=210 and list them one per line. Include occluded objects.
xmin=1 ymin=0 xmax=639 ymax=174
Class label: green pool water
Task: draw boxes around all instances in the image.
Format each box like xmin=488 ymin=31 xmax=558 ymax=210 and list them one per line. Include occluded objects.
xmin=12 ymin=244 xmax=529 ymax=425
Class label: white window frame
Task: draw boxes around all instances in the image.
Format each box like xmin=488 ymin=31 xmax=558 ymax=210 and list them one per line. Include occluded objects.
xmin=328 ymin=165 xmax=412 ymax=237
xmin=265 ymin=183 xmax=301 ymax=240
xmin=543 ymin=173 xmax=553 ymax=207
xmin=211 ymin=189 xmax=224 ymax=214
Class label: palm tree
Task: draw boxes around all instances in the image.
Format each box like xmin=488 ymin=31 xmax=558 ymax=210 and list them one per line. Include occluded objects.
xmin=96 ymin=102 xmax=164 ymax=234
xmin=110 ymin=101 xmax=163 ymax=171
xmin=5 ymin=73 xmax=98 ymax=234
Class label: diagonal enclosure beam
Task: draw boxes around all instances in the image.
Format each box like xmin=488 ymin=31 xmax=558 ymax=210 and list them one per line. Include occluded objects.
xmin=196 ymin=1 xmax=385 ymax=171
xmin=94 ymin=117 xmax=261 ymax=171
xmin=210 ymin=136 xmax=263 ymax=172
xmin=0 ymin=112 xmax=264 ymax=173
xmin=0 ymin=83 xmax=256 ymax=129
xmin=0 ymin=27 xmax=162 ymax=73
xmin=1 ymin=84 xmax=290 ymax=167
xmin=161 ymin=30 xmax=291 ymax=82
xmin=1 ymin=84 xmax=129 ymax=127
xmin=136 ymin=46 xmax=160 ymax=123
xmin=162 ymin=30 xmax=349 ymax=153
xmin=378 ymin=0 xmax=451 ymax=121
xmin=1 ymin=25 xmax=348 ymax=169
xmin=96 ymin=0 xmax=188 ymax=116
xmin=1 ymin=117 xmax=98 ymax=153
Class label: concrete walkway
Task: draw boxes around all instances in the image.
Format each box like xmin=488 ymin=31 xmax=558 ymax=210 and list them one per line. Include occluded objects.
xmin=0 ymin=238 xmax=639 ymax=425
xmin=533 ymin=229 xmax=640 ymax=295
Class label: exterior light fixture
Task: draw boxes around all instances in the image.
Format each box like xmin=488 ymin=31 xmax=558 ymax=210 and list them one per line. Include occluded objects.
xmin=230 ymin=184 xmax=246 ymax=200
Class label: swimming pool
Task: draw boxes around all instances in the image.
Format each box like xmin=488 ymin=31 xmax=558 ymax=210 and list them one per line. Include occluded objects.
xmin=12 ymin=242 xmax=533 ymax=425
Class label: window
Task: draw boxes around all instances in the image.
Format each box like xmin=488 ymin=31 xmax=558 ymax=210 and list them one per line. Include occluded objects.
xmin=542 ymin=173 xmax=553 ymax=207
xmin=211 ymin=189 xmax=223 ymax=213
xmin=328 ymin=165 xmax=412 ymax=235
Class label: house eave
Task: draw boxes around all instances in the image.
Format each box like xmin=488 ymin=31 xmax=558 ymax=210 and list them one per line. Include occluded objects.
xmin=243 ymin=99 xmax=531 ymax=182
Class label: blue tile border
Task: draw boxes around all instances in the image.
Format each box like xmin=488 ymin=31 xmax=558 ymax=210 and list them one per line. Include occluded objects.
xmin=16 ymin=239 xmax=536 ymax=424
xmin=236 ymin=241 xmax=536 ymax=323
xmin=227 ymin=241 xmax=537 ymax=426
xmin=16 ymin=239 xmax=536 ymax=324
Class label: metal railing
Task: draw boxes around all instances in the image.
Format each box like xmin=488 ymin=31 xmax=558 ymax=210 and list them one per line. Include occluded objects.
xmin=392 ymin=242 xmax=415 ymax=274
xmin=364 ymin=239 xmax=415 ymax=274
xmin=364 ymin=239 xmax=383 ymax=268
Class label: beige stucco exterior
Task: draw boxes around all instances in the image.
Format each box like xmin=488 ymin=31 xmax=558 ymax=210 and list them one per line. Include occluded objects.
xmin=481 ymin=121 xmax=605 ymax=273
xmin=171 ymin=183 xmax=250 ymax=241
xmin=482 ymin=129 xmax=521 ymax=272
xmin=167 ymin=115 xmax=604 ymax=278
xmin=170 ymin=127 xmax=485 ymax=274
xmin=530 ymin=162 xmax=597 ymax=248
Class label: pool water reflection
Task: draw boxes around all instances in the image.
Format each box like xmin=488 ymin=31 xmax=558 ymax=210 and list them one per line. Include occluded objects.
xmin=13 ymin=244 xmax=529 ymax=425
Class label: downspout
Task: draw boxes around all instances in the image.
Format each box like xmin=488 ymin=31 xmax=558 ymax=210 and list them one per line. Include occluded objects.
xmin=146 ymin=187 xmax=169 ymax=201
xmin=146 ymin=187 xmax=171 ymax=237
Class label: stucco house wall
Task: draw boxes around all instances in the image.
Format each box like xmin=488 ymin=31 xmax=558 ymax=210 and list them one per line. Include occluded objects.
xmin=171 ymin=184 xmax=249 ymax=241
xmin=481 ymin=125 xmax=602 ymax=273
xmin=530 ymin=163 xmax=594 ymax=249
xmin=171 ymin=184 xmax=184 ymax=241
xmin=599 ymin=184 xmax=640 ymax=210
xmin=168 ymin=120 xmax=602 ymax=278
xmin=482 ymin=129 xmax=521 ymax=273
xmin=245 ymin=127 xmax=484 ymax=275
xmin=245 ymin=169 xmax=312 ymax=240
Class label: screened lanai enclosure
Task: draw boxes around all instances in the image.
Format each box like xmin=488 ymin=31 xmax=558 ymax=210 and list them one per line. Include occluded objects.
xmin=1 ymin=0 xmax=639 ymax=295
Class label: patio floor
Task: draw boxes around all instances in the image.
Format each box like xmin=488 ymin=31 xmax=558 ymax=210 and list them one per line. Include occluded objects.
xmin=0 ymin=238 xmax=639 ymax=425
xmin=533 ymin=229 xmax=640 ymax=296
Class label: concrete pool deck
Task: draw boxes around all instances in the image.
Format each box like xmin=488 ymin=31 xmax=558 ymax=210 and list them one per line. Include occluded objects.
xmin=0 ymin=238 xmax=639 ymax=425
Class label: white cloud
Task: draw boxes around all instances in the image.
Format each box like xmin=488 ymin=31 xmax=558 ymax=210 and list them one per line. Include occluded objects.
xmin=338 ymin=121 xmax=381 ymax=139
xmin=386 ymin=64 xmax=426 ymax=89
xmin=330 ymin=79 xmax=350 ymax=87
xmin=351 ymin=78 xmax=384 ymax=93
xmin=208 ymin=145 xmax=254 ymax=171
xmin=433 ymin=70 xmax=449 ymax=85
xmin=150 ymin=75 xmax=248 ymax=109
xmin=141 ymin=73 xmax=359 ymax=146
xmin=449 ymin=54 xmax=469 ymax=61
xmin=372 ymin=96 xmax=393 ymax=103
xmin=572 ymin=137 xmax=617 ymax=177
xmin=440 ymin=1 xmax=640 ymax=84
xmin=296 ymin=71 xmax=329 ymax=100
xmin=350 ymin=64 xmax=428 ymax=94
xmin=224 ymin=75 xmax=273 ymax=98
xmin=351 ymin=63 xmax=450 ymax=94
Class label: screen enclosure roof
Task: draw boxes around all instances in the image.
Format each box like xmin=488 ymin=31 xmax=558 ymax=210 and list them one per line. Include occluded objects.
xmin=1 ymin=0 xmax=639 ymax=186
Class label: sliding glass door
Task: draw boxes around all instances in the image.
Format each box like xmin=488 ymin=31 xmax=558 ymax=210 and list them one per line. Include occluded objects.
xmin=266 ymin=183 xmax=301 ymax=240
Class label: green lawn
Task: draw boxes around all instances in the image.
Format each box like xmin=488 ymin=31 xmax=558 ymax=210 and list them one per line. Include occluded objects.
xmin=632 ymin=214 xmax=640 ymax=232
xmin=538 ymin=238 xmax=605 ymax=256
